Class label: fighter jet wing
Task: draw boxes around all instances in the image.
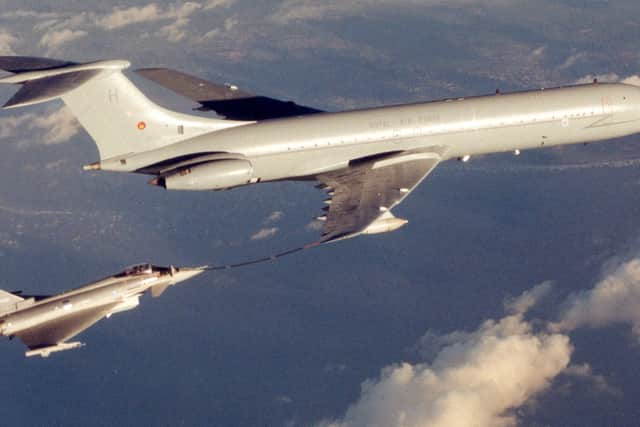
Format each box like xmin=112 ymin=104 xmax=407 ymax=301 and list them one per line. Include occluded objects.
xmin=135 ymin=68 xmax=324 ymax=121
xmin=16 ymin=303 xmax=117 ymax=350
xmin=315 ymin=148 xmax=445 ymax=243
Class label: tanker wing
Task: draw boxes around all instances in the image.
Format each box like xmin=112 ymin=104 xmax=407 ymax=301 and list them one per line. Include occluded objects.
xmin=136 ymin=67 xmax=324 ymax=121
xmin=315 ymin=147 xmax=445 ymax=243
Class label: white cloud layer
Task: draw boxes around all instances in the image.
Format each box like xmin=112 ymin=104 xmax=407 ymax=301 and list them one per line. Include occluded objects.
xmin=0 ymin=106 xmax=79 ymax=145
xmin=39 ymin=29 xmax=87 ymax=50
xmin=321 ymin=248 xmax=640 ymax=427
xmin=95 ymin=4 xmax=162 ymax=30
xmin=95 ymin=2 xmax=203 ymax=42
xmin=271 ymin=0 xmax=512 ymax=24
xmin=574 ymin=74 xmax=640 ymax=86
xmin=264 ymin=211 xmax=283 ymax=224
xmin=562 ymin=363 xmax=621 ymax=397
xmin=16 ymin=1 xmax=231 ymax=49
xmin=0 ymin=29 xmax=17 ymax=55
xmin=553 ymin=257 xmax=640 ymax=336
xmin=251 ymin=227 xmax=279 ymax=240
xmin=558 ymin=52 xmax=586 ymax=70
xmin=321 ymin=283 xmax=572 ymax=427
xmin=204 ymin=0 xmax=237 ymax=10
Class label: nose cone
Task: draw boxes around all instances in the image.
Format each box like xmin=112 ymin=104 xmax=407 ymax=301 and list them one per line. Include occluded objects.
xmin=172 ymin=267 xmax=206 ymax=284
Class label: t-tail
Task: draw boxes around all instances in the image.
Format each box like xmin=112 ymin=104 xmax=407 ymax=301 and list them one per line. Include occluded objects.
xmin=0 ymin=56 xmax=247 ymax=162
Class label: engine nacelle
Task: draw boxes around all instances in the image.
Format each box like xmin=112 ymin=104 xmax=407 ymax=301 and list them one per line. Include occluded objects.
xmin=159 ymin=159 xmax=254 ymax=191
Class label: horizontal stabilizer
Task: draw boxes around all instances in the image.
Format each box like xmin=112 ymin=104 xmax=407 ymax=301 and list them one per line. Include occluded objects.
xmin=3 ymin=70 xmax=100 ymax=108
xmin=0 ymin=56 xmax=76 ymax=73
xmin=0 ymin=58 xmax=131 ymax=109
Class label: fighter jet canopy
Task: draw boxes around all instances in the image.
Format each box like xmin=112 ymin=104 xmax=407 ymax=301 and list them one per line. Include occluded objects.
xmin=116 ymin=264 xmax=176 ymax=278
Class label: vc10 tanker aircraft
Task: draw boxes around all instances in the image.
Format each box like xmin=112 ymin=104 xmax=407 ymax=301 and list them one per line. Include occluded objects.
xmin=1 ymin=56 xmax=639 ymax=243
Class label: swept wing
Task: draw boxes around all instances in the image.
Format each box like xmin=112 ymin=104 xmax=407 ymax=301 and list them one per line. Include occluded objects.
xmin=315 ymin=148 xmax=445 ymax=243
xmin=136 ymin=68 xmax=324 ymax=121
xmin=16 ymin=303 xmax=117 ymax=350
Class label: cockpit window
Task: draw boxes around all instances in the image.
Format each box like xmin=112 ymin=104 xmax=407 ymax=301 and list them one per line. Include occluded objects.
xmin=118 ymin=263 xmax=153 ymax=277
xmin=114 ymin=264 xmax=173 ymax=278
xmin=150 ymin=265 xmax=172 ymax=275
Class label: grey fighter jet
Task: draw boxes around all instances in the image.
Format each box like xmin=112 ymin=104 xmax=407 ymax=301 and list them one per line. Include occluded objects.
xmin=0 ymin=264 xmax=205 ymax=357
xmin=2 ymin=56 xmax=640 ymax=243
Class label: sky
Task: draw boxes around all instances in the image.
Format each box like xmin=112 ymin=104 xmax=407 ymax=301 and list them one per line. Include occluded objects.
xmin=1 ymin=0 xmax=640 ymax=426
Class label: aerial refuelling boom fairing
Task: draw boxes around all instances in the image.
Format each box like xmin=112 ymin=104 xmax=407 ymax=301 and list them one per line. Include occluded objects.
xmin=1 ymin=56 xmax=640 ymax=243
xmin=0 ymin=264 xmax=205 ymax=357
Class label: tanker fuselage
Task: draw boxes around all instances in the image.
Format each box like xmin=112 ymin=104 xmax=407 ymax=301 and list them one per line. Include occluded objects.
xmin=99 ymin=82 xmax=640 ymax=189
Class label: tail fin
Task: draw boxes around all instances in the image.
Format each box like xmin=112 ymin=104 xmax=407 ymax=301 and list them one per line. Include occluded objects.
xmin=0 ymin=57 xmax=245 ymax=161
xmin=0 ymin=289 xmax=23 ymax=316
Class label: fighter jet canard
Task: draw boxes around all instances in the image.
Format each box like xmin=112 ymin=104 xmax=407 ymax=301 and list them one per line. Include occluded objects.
xmin=0 ymin=264 xmax=205 ymax=358
xmin=2 ymin=57 xmax=640 ymax=243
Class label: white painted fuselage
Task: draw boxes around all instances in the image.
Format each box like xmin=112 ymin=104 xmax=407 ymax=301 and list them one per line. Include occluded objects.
xmin=103 ymin=82 xmax=640 ymax=181
xmin=0 ymin=266 xmax=203 ymax=339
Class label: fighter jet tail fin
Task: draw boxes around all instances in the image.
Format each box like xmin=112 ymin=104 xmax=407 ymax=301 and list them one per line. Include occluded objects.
xmin=0 ymin=289 xmax=24 ymax=316
xmin=0 ymin=56 xmax=247 ymax=161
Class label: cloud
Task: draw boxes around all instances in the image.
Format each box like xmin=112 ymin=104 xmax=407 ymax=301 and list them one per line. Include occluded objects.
xmin=306 ymin=220 xmax=324 ymax=231
xmin=204 ymin=0 xmax=237 ymax=10
xmin=558 ymin=52 xmax=586 ymax=70
xmin=95 ymin=4 xmax=162 ymax=30
xmin=3 ymin=1 xmax=236 ymax=51
xmin=530 ymin=46 xmax=546 ymax=58
xmin=224 ymin=17 xmax=238 ymax=31
xmin=320 ymin=283 xmax=572 ymax=427
xmin=0 ymin=10 xmax=60 ymax=19
xmin=271 ymin=0 xmax=513 ymax=24
xmin=96 ymin=2 xmax=202 ymax=42
xmin=201 ymin=28 xmax=221 ymax=41
xmin=573 ymin=73 xmax=640 ymax=87
xmin=562 ymin=363 xmax=621 ymax=397
xmin=274 ymin=395 xmax=293 ymax=404
xmin=0 ymin=29 xmax=17 ymax=55
xmin=504 ymin=280 xmax=552 ymax=315
xmin=552 ymin=257 xmax=640 ymax=336
xmin=0 ymin=114 xmax=33 ymax=140
xmin=30 ymin=106 xmax=81 ymax=144
xmin=0 ymin=106 xmax=79 ymax=145
xmin=0 ymin=202 xmax=72 ymax=217
xmin=621 ymin=75 xmax=640 ymax=86
xmin=39 ymin=28 xmax=87 ymax=50
xmin=264 ymin=211 xmax=283 ymax=224
xmin=159 ymin=3 xmax=203 ymax=42
xmin=251 ymin=227 xmax=279 ymax=240
xmin=159 ymin=17 xmax=192 ymax=42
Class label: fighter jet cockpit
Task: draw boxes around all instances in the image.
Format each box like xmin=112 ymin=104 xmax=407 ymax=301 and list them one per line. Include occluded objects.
xmin=117 ymin=264 xmax=153 ymax=277
xmin=115 ymin=264 xmax=175 ymax=278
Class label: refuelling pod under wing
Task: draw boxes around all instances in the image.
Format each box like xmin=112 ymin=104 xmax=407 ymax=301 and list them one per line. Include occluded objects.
xmin=156 ymin=159 xmax=254 ymax=191
xmin=361 ymin=211 xmax=408 ymax=235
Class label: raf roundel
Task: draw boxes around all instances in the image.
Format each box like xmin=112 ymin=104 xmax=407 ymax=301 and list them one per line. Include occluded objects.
xmin=137 ymin=121 xmax=146 ymax=130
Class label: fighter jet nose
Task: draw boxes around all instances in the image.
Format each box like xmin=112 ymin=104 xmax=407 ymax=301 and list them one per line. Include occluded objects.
xmin=172 ymin=267 xmax=206 ymax=283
